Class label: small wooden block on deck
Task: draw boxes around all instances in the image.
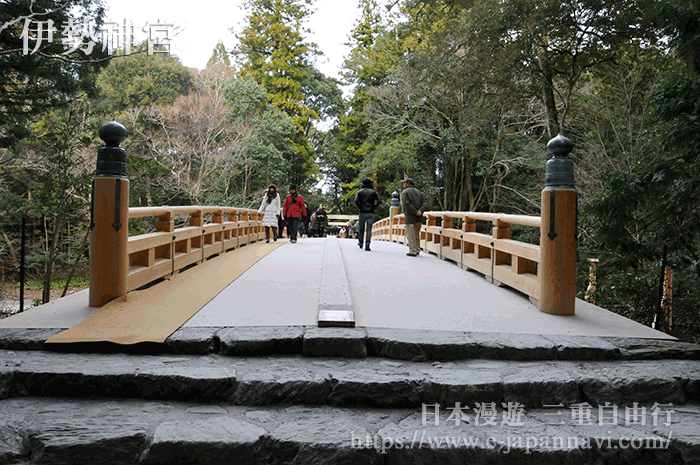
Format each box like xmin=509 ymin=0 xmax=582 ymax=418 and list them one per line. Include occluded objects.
xmin=318 ymin=306 xmax=355 ymax=327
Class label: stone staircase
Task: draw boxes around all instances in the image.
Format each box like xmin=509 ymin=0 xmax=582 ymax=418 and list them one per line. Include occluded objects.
xmin=1 ymin=326 xmax=699 ymax=464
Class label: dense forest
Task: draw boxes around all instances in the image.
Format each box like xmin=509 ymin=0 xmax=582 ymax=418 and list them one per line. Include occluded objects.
xmin=0 ymin=0 xmax=698 ymax=340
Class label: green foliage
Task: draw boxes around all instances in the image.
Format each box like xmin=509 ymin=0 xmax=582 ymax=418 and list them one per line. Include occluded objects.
xmin=578 ymin=26 xmax=700 ymax=338
xmin=20 ymin=277 xmax=90 ymax=291
xmin=224 ymin=77 xmax=297 ymax=195
xmin=234 ymin=0 xmax=341 ymax=186
xmin=96 ymin=49 xmax=194 ymax=113
xmin=0 ymin=0 xmax=109 ymax=147
xmin=207 ymin=41 xmax=232 ymax=68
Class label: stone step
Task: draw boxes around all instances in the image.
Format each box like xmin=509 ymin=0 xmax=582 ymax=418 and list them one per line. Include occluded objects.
xmin=1 ymin=397 xmax=698 ymax=465
xmin=2 ymin=350 xmax=699 ymax=409
xmin=1 ymin=326 xmax=698 ymax=362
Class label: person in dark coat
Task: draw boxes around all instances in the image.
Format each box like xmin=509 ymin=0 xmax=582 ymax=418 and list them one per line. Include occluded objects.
xmin=314 ymin=205 xmax=328 ymax=238
xmin=400 ymin=177 xmax=425 ymax=256
xmin=354 ymin=178 xmax=381 ymax=251
xmin=300 ymin=202 xmax=311 ymax=237
xmin=282 ymin=184 xmax=307 ymax=243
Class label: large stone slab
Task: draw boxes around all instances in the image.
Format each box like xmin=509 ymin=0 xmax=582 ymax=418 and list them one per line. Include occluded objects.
xmin=0 ymin=364 xmax=15 ymax=400
xmin=164 ymin=327 xmax=221 ymax=354
xmin=0 ymin=423 xmax=27 ymax=465
xmin=0 ymin=328 xmax=62 ymax=351
xmin=366 ymin=328 xmax=473 ymax=362
xmin=303 ymin=327 xmax=367 ymax=358
xmin=466 ymin=332 xmax=559 ymax=361
xmin=27 ymin=417 xmax=148 ymax=465
xmin=232 ymin=361 xmax=330 ymax=405
xmin=218 ymin=326 xmax=305 ymax=356
xmin=425 ymin=364 xmax=503 ymax=406
xmin=135 ymin=365 xmax=237 ymax=402
xmin=657 ymin=408 xmax=700 ymax=465
xmin=262 ymin=410 xmax=378 ymax=465
xmin=543 ymin=335 xmax=622 ymax=360
xmin=607 ymin=337 xmax=700 ymax=361
xmin=328 ymin=367 xmax=424 ymax=407
xmin=577 ymin=360 xmax=688 ymax=406
xmin=9 ymin=352 xmax=236 ymax=401
xmin=501 ymin=362 xmax=581 ymax=408
xmin=142 ymin=417 xmax=266 ymax=465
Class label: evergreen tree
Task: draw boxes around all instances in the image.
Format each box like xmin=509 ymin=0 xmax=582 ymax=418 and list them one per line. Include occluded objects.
xmin=234 ymin=0 xmax=321 ymax=185
xmin=0 ymin=0 xmax=108 ymax=147
xmin=207 ymin=41 xmax=232 ymax=68
xmin=96 ymin=49 xmax=194 ymax=114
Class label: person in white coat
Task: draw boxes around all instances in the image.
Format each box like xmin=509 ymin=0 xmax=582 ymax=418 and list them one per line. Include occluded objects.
xmin=258 ymin=184 xmax=281 ymax=242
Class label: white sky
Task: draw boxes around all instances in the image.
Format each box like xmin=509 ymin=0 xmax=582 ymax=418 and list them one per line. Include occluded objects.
xmin=102 ymin=0 xmax=361 ymax=81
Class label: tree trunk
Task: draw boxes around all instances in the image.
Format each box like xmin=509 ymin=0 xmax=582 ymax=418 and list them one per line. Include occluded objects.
xmin=536 ymin=36 xmax=560 ymax=137
xmin=61 ymin=226 xmax=90 ymax=298
xmin=443 ymin=159 xmax=452 ymax=210
xmin=42 ymin=219 xmax=62 ymax=304
xmin=654 ymin=244 xmax=669 ymax=333
xmin=461 ymin=161 xmax=472 ymax=212
xmin=465 ymin=171 xmax=475 ymax=211
xmin=1 ymin=230 xmax=18 ymax=269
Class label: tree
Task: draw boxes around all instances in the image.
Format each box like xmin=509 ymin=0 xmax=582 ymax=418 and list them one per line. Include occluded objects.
xmin=580 ymin=3 xmax=700 ymax=338
xmin=234 ymin=0 xmax=323 ymax=185
xmin=2 ymin=99 xmax=95 ymax=303
xmin=419 ymin=0 xmax=655 ymax=137
xmin=0 ymin=0 xmax=109 ymax=147
xmin=96 ymin=49 xmax=193 ymax=114
xmin=224 ymin=77 xmax=296 ymax=201
xmin=207 ymin=41 xmax=231 ymax=68
xmin=325 ymin=0 xmax=413 ymax=210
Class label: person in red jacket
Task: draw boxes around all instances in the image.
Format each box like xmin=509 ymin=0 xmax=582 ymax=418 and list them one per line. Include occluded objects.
xmin=282 ymin=184 xmax=307 ymax=243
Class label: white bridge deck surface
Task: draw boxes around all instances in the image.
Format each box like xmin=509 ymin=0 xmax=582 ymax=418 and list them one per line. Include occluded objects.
xmin=0 ymin=237 xmax=674 ymax=339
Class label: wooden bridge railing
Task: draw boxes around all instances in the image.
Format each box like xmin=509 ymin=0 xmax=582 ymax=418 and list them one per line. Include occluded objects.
xmin=372 ymin=211 xmax=542 ymax=302
xmin=126 ymin=206 xmax=263 ymax=293
xmin=88 ymin=121 xmax=272 ymax=307
xmin=327 ymin=214 xmax=359 ymax=228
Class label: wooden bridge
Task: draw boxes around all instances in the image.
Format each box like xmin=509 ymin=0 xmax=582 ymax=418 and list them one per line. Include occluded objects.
xmin=48 ymin=121 xmax=653 ymax=341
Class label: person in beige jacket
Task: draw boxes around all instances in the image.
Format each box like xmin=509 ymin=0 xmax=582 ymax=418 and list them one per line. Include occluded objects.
xmin=258 ymin=184 xmax=281 ymax=243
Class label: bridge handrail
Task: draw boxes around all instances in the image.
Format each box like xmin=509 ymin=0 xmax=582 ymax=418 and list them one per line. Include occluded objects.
xmin=129 ymin=206 xmax=257 ymax=219
xmin=125 ymin=205 xmax=264 ymax=293
xmin=421 ymin=211 xmax=542 ymax=228
xmin=372 ymin=210 xmax=542 ymax=303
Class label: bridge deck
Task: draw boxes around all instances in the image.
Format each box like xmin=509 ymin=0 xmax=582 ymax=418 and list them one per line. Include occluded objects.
xmin=0 ymin=237 xmax=672 ymax=340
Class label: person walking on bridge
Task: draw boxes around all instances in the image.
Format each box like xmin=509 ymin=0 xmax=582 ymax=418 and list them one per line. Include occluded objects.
xmin=301 ymin=202 xmax=311 ymax=237
xmin=283 ymin=184 xmax=306 ymax=243
xmin=354 ymin=178 xmax=381 ymax=251
xmin=401 ymin=177 xmax=425 ymax=257
xmin=258 ymin=184 xmax=281 ymax=243
xmin=314 ymin=205 xmax=328 ymax=238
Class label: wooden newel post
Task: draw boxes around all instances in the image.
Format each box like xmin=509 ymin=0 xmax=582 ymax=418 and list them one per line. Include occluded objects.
xmin=89 ymin=121 xmax=129 ymax=307
xmin=539 ymin=134 xmax=577 ymax=316
xmin=389 ymin=191 xmax=400 ymax=243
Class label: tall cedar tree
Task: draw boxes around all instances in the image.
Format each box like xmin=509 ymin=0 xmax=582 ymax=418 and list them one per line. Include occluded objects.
xmin=234 ymin=0 xmax=320 ymax=185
